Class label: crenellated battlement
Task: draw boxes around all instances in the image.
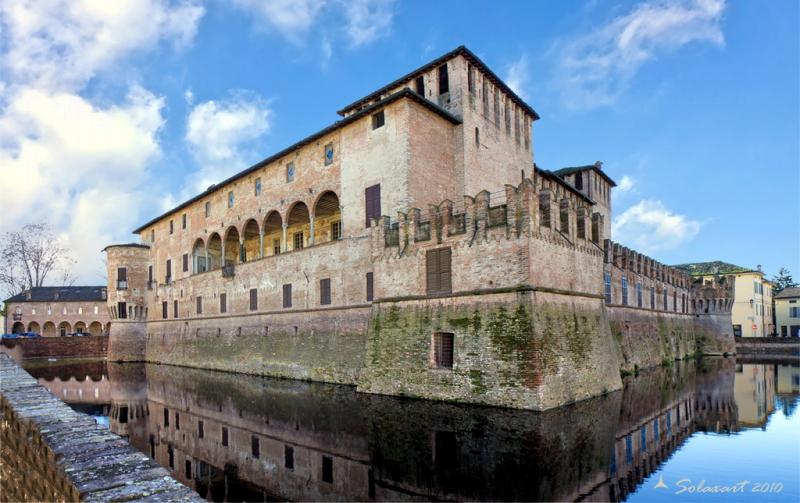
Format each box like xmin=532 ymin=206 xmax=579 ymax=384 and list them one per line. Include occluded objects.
xmin=603 ymin=240 xmax=692 ymax=289
xmin=690 ymin=275 xmax=735 ymax=314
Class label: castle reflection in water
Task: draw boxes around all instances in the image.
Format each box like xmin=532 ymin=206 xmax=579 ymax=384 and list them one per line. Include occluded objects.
xmin=26 ymin=358 xmax=800 ymax=502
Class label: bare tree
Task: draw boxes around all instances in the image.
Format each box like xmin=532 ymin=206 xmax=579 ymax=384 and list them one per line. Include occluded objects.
xmin=0 ymin=223 xmax=76 ymax=299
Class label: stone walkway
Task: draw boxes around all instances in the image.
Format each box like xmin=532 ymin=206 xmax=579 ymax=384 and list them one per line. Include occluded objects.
xmin=0 ymin=354 xmax=201 ymax=501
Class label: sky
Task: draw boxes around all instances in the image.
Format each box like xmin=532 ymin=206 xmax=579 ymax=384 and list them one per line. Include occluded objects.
xmin=0 ymin=0 xmax=797 ymax=285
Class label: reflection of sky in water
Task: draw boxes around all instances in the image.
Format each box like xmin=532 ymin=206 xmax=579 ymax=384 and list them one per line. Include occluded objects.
xmin=93 ymin=415 xmax=110 ymax=428
xmin=629 ymin=397 xmax=800 ymax=503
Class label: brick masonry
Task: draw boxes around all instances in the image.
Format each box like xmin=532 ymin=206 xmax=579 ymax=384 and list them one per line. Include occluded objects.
xmin=0 ymin=335 xmax=108 ymax=362
xmin=0 ymin=354 xmax=201 ymax=501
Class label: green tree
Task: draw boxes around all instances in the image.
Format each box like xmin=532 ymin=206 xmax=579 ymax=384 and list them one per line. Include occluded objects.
xmin=771 ymin=267 xmax=798 ymax=295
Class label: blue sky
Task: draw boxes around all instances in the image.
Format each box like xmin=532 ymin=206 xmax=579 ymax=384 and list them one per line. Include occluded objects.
xmin=0 ymin=0 xmax=797 ymax=284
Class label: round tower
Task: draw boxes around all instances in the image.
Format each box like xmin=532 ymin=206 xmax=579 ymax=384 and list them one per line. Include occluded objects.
xmin=103 ymin=243 xmax=151 ymax=361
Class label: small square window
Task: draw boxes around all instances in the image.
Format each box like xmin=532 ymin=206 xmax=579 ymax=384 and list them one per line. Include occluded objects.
xmin=372 ymin=110 xmax=385 ymax=129
xmin=432 ymin=332 xmax=454 ymax=369
xmin=324 ymin=143 xmax=334 ymax=166
xmin=228 ymin=191 xmax=234 ymax=208
xmin=286 ymin=162 xmax=295 ymax=183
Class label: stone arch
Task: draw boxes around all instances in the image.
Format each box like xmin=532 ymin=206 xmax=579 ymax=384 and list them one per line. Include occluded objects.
xmin=43 ymin=321 xmax=56 ymax=337
xmin=59 ymin=321 xmax=72 ymax=336
xmin=89 ymin=321 xmax=102 ymax=336
xmin=263 ymin=210 xmax=283 ymax=256
xmin=27 ymin=321 xmax=40 ymax=334
xmin=286 ymin=201 xmax=310 ymax=251
xmin=12 ymin=322 xmax=24 ymax=334
xmin=74 ymin=321 xmax=87 ymax=334
xmin=313 ymin=191 xmax=342 ymax=243
xmin=207 ymin=233 xmax=222 ymax=270
xmin=242 ymin=219 xmax=260 ymax=262
xmin=192 ymin=238 xmax=207 ymax=273
xmin=223 ymin=226 xmax=241 ymax=265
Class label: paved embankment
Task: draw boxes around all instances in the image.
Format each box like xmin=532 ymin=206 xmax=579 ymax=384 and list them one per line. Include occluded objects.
xmin=1 ymin=335 xmax=108 ymax=362
xmin=735 ymin=337 xmax=800 ymax=356
xmin=0 ymin=354 xmax=200 ymax=502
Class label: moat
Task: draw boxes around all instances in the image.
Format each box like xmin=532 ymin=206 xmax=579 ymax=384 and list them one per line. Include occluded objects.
xmin=23 ymin=357 xmax=800 ymax=502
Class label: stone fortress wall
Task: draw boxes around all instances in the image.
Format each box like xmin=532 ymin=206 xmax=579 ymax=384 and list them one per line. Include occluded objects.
xmin=101 ymin=46 xmax=735 ymax=411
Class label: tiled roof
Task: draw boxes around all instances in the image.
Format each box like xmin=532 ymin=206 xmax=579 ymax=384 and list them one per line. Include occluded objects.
xmin=673 ymin=261 xmax=759 ymax=276
xmin=5 ymin=286 xmax=106 ymax=304
xmin=553 ymin=163 xmax=617 ymax=187
xmin=775 ymin=287 xmax=800 ymax=299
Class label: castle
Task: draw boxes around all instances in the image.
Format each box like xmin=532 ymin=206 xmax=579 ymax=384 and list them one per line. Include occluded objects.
xmin=103 ymin=46 xmax=735 ymax=411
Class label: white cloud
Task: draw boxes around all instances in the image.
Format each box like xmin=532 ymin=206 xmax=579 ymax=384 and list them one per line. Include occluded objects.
xmin=552 ymin=0 xmax=726 ymax=109
xmin=0 ymin=88 xmax=166 ymax=281
xmin=0 ymin=0 xmax=204 ymax=91
xmin=612 ymin=200 xmax=701 ymax=253
xmin=341 ymin=0 xmax=395 ymax=47
xmin=185 ymin=92 xmax=272 ymax=192
xmin=230 ymin=0 xmax=394 ymax=46
xmin=504 ymin=54 xmax=531 ymax=101
xmin=617 ymin=175 xmax=635 ymax=192
xmin=0 ymin=0 xmax=205 ymax=284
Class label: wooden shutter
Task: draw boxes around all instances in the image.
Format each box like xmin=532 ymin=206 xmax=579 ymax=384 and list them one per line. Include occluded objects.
xmin=283 ymin=284 xmax=292 ymax=308
xmin=366 ymin=272 xmax=374 ymax=302
xmin=365 ymin=184 xmax=381 ymax=227
xmin=320 ymin=278 xmax=331 ymax=305
xmin=426 ymin=248 xmax=452 ymax=295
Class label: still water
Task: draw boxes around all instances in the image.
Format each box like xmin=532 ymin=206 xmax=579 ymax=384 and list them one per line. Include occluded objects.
xmin=23 ymin=357 xmax=800 ymax=502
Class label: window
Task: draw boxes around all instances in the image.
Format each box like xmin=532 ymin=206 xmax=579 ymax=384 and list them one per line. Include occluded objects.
xmin=117 ymin=267 xmax=128 ymax=290
xmin=254 ymin=177 xmax=261 ymax=196
xmin=331 ymin=221 xmax=341 ymax=240
xmin=650 ymin=287 xmax=656 ymax=309
xmin=205 ymin=201 xmax=211 ymax=217
xmin=162 ymin=301 xmax=168 ymax=319
xmin=621 ymin=276 xmax=628 ymax=306
xmin=415 ymin=75 xmax=425 ymax=95
xmin=322 ymin=456 xmax=333 ymax=483
xmin=93 ymin=305 xmax=98 ymax=315
xmin=175 ymin=412 xmax=180 ymax=430
xmin=365 ymin=184 xmax=381 ymax=227
xmin=790 ymin=307 xmax=800 ymax=318
xmin=475 ymin=127 xmax=480 ymax=146
xmin=426 ymin=247 xmax=452 ymax=295
xmin=320 ymin=278 xmax=331 ymax=305
xmin=284 ymin=445 xmax=294 ymax=469
xmin=663 ymin=288 xmax=669 ymax=310
xmin=432 ymin=332 xmax=454 ymax=368
xmin=221 ymin=427 xmax=228 ymax=446
xmin=366 ymin=272 xmax=374 ymax=302
xmin=148 ymin=265 xmax=153 ymax=285
xmin=196 ymin=296 xmax=203 ymax=315
xmin=251 ymin=436 xmax=260 ymax=459
xmin=576 ymin=212 xmax=586 ymax=239
xmin=182 ymin=213 xmax=187 ymax=229
xmin=228 ymin=191 xmax=234 ymax=208
xmin=273 ymin=238 xmax=281 ymax=255
xmin=182 ymin=253 xmax=189 ymax=272
xmin=118 ymin=302 xmax=127 ymax=319
xmin=604 ymin=272 xmax=612 ymax=304
xmin=372 ymin=110 xmax=385 ymax=129
xmin=169 ymin=220 xmax=174 ymax=234
xmin=733 ymin=325 xmax=742 ymax=337
xmin=293 ymin=231 xmax=304 ymax=250
xmin=283 ymin=284 xmax=292 ymax=308
xmin=286 ymin=162 xmax=295 ymax=182
xmin=575 ymin=172 xmax=583 ymax=190
xmin=220 ymin=293 xmax=227 ymax=314
xmin=164 ymin=408 xmax=169 ymax=427
xmin=249 ymin=288 xmax=258 ymax=311
xmin=185 ymin=460 xmax=192 ymax=480
xmin=168 ymin=445 xmax=174 ymax=469
xmin=150 ymin=229 xmax=155 ymax=242
xmin=559 ymin=200 xmax=569 ymax=234
xmin=637 ymin=282 xmax=643 ymax=308
xmin=324 ymin=143 xmax=334 ymax=165
xmin=467 ymin=65 xmax=475 ymax=94
xmin=165 ymin=259 xmax=171 ymax=283
xmin=173 ymin=300 xmax=178 ymax=318
xmin=438 ymin=64 xmax=449 ymax=95
xmin=539 ymin=192 xmax=550 ymax=228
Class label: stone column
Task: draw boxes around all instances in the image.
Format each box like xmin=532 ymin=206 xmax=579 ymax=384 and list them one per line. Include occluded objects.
xmin=309 ymin=215 xmax=315 ymax=245
xmin=282 ymin=223 xmax=288 ymax=252
xmin=239 ymin=237 xmax=245 ymax=263
xmin=259 ymin=231 xmax=264 ymax=258
xmin=475 ymin=190 xmax=489 ymax=242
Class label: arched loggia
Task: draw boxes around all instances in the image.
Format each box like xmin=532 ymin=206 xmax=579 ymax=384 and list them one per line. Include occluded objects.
xmin=287 ymin=202 xmax=310 ymax=251
xmin=313 ymin=191 xmax=341 ymax=243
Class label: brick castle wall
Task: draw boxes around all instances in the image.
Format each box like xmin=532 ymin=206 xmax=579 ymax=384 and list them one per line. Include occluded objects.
xmin=0 ymin=336 xmax=108 ymax=362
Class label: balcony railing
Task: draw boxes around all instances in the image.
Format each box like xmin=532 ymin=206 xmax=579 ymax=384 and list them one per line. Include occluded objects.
xmin=116 ymin=280 xmax=128 ymax=290
xmin=222 ymin=263 xmax=235 ymax=278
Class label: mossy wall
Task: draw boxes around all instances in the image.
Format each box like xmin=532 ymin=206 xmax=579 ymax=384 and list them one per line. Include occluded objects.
xmin=607 ymin=307 xmax=698 ymax=372
xmin=142 ymin=308 xmax=370 ymax=385
xmin=358 ymin=290 xmax=622 ymax=410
